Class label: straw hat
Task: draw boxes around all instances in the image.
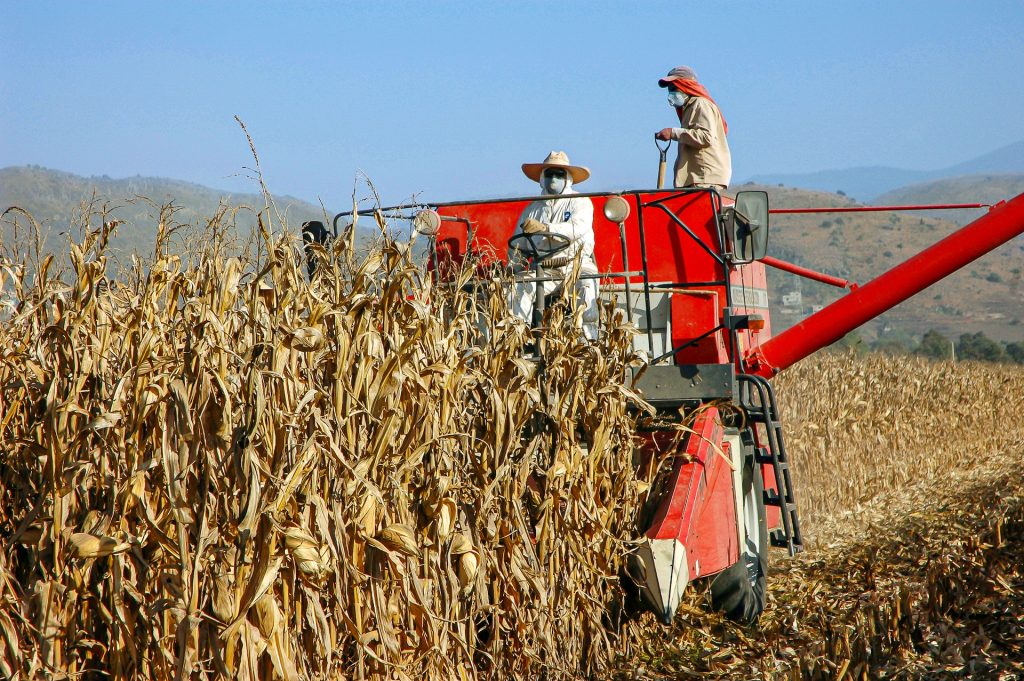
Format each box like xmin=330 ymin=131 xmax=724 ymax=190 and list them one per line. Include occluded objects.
xmin=522 ymin=150 xmax=590 ymax=184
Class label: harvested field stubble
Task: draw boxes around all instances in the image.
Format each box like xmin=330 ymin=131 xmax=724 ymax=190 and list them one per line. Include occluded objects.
xmin=778 ymin=354 xmax=1024 ymax=539
xmin=0 ymin=206 xmax=653 ymax=679
xmin=627 ymin=355 xmax=1024 ymax=679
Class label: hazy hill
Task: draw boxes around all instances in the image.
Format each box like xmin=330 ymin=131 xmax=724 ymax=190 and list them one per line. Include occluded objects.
xmin=0 ymin=165 xmax=340 ymax=257
xmin=737 ymin=182 xmax=1024 ymax=343
xmin=4 ymin=165 xmax=1021 ymax=345
xmin=746 ymin=140 xmax=1024 ymax=202
xmin=945 ymin=141 xmax=1024 ymax=176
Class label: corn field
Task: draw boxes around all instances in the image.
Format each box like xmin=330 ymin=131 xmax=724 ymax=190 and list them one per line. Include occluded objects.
xmin=0 ymin=203 xmax=654 ymax=680
xmin=3 ymin=203 xmax=1023 ymax=680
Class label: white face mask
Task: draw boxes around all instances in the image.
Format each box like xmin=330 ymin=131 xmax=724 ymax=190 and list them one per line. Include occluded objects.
xmin=541 ymin=169 xmax=568 ymax=195
xmin=667 ymin=91 xmax=688 ymax=108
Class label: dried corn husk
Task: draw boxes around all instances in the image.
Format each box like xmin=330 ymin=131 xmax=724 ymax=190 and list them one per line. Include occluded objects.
xmin=430 ymin=498 xmax=456 ymax=541
xmin=15 ymin=526 xmax=43 ymax=546
xmin=67 ymin=532 xmax=129 ymax=559
xmin=378 ymin=523 xmax=418 ymax=558
xmin=457 ymin=550 xmax=479 ymax=592
xmin=450 ymin=533 xmax=474 ymax=556
xmin=356 ymin=495 xmax=380 ymax=538
xmin=283 ymin=527 xmax=316 ymax=551
xmin=284 ymin=527 xmax=332 ymax=577
xmin=286 ymin=326 xmax=323 ymax=352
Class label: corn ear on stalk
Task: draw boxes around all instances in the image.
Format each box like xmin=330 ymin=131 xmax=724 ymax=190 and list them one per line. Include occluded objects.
xmin=378 ymin=523 xmax=419 ymax=558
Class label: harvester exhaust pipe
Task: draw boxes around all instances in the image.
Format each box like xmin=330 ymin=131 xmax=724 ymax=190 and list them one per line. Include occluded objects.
xmin=744 ymin=192 xmax=1024 ymax=377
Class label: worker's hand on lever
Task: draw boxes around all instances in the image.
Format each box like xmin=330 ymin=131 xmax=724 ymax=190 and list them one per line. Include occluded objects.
xmin=655 ymin=128 xmax=674 ymax=142
xmin=521 ymin=218 xmax=547 ymax=234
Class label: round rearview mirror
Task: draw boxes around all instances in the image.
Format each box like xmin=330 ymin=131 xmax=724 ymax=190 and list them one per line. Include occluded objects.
xmin=412 ymin=209 xmax=441 ymax=236
xmin=603 ymin=196 xmax=630 ymax=223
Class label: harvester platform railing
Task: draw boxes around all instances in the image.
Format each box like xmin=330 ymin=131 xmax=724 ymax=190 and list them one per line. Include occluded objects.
xmin=651 ymin=324 xmax=727 ymax=365
xmin=738 ymin=373 xmax=804 ymax=555
xmin=635 ymin=189 xmax=732 ymax=364
xmin=631 ymin=193 xmax=658 ymax=356
xmin=333 ymin=187 xmax=738 ymax=369
xmin=647 ymin=202 xmax=726 ymax=265
xmin=649 ymin=280 xmax=729 ymax=289
xmin=768 ymin=202 xmax=990 ymax=215
xmin=758 ymin=201 xmax=997 ymax=291
xmin=331 ymin=186 xmax=717 ymax=222
xmin=760 ymin=256 xmax=855 ymax=290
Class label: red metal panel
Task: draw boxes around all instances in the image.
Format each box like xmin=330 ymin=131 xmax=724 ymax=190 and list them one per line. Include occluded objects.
xmin=670 ymin=291 xmax=727 ymax=364
xmin=646 ymin=459 xmax=701 ymax=540
xmin=644 ymin=408 xmax=720 ymax=541
xmin=433 ymin=200 xmax=529 ymax=278
xmin=642 ymin=408 xmax=739 ymax=577
xmin=730 ymin=260 xmax=773 ymax=352
xmin=687 ymin=437 xmax=740 ymax=578
xmin=434 ymin=190 xmax=725 ymax=289
xmin=745 ymin=192 xmax=1024 ymax=377
xmin=762 ymin=462 xmax=781 ymax=530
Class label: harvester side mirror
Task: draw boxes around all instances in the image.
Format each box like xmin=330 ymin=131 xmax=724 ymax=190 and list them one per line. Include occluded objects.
xmin=603 ymin=196 xmax=631 ymax=224
xmin=723 ymin=190 xmax=770 ymax=264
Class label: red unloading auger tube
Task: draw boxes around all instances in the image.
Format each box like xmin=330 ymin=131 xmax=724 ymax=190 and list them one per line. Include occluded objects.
xmin=743 ymin=192 xmax=1024 ymax=377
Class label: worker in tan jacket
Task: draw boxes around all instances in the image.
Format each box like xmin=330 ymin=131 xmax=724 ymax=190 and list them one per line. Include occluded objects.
xmin=654 ymin=65 xmax=732 ymax=190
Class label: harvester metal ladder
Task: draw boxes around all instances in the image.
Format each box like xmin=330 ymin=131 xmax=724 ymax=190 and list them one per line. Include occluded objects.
xmin=737 ymin=374 xmax=804 ymax=556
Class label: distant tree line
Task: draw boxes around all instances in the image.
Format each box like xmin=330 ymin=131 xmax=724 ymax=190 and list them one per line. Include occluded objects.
xmin=830 ymin=328 xmax=1024 ymax=365
xmin=915 ymin=329 xmax=1024 ymax=364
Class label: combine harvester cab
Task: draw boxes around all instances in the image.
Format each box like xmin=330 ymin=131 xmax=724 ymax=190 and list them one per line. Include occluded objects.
xmin=333 ymin=187 xmax=1024 ymax=626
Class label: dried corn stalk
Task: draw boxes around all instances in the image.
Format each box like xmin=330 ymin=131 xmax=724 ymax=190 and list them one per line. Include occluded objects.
xmin=0 ymin=199 xmax=651 ymax=680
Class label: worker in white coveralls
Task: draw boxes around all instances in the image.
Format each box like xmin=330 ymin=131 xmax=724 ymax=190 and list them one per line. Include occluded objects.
xmin=508 ymin=151 xmax=599 ymax=340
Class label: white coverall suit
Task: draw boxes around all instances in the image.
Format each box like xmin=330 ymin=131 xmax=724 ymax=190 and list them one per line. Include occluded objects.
xmin=508 ymin=177 xmax=599 ymax=340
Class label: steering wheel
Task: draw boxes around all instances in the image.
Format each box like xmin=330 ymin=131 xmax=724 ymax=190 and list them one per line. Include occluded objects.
xmin=507 ymin=231 xmax=572 ymax=266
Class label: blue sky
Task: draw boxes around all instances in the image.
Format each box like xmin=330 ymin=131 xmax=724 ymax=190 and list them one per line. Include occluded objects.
xmin=3 ymin=1 xmax=1023 ymax=208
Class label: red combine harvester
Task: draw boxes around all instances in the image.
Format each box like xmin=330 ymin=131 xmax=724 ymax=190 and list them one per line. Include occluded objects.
xmin=332 ymin=186 xmax=1024 ymax=625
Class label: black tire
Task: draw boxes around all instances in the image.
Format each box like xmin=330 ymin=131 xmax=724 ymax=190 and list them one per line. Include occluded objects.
xmin=710 ymin=448 xmax=769 ymax=625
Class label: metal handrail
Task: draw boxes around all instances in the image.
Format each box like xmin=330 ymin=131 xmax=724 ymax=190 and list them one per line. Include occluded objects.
xmin=769 ymin=202 xmax=989 ymax=215
xmin=331 ymin=186 xmax=714 ymax=221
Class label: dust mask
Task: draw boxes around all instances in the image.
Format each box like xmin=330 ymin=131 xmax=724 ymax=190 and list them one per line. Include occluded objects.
xmin=541 ymin=169 xmax=568 ymax=195
xmin=667 ymin=91 xmax=688 ymax=108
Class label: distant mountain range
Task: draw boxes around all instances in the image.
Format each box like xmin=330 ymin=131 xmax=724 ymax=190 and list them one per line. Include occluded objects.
xmin=2 ymin=163 xmax=1022 ymax=344
xmin=0 ymin=165 xmax=342 ymax=256
xmin=745 ymin=140 xmax=1024 ymax=201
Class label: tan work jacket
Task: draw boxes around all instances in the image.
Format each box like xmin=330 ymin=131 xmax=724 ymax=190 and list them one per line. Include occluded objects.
xmin=671 ymin=97 xmax=732 ymax=188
